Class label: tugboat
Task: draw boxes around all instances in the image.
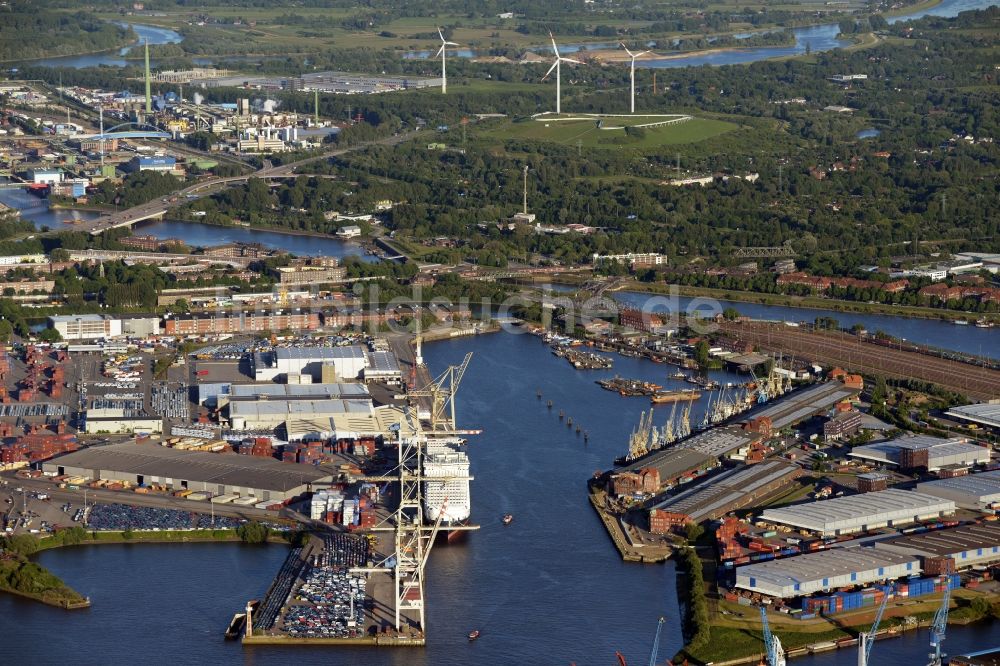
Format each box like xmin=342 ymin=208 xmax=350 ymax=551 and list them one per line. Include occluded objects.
xmin=502 ymin=513 xmax=513 ymax=526
xmin=468 ymin=629 xmax=481 ymax=641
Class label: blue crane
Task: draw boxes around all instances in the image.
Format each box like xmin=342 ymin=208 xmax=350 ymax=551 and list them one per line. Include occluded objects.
xmin=759 ymin=605 xmax=785 ymax=666
xmin=928 ymin=576 xmax=952 ymax=666
xmin=857 ymin=584 xmax=892 ymax=666
xmin=648 ymin=616 xmax=665 ymax=666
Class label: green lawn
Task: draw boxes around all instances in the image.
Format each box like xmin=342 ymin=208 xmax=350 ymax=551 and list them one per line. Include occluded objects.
xmin=484 ymin=115 xmax=739 ymax=150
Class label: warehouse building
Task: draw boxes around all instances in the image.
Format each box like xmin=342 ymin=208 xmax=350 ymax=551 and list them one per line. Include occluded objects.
xmin=735 ymin=546 xmax=920 ymax=598
xmin=43 ymin=442 xmax=330 ymax=502
xmin=363 ymin=350 xmax=403 ymax=385
xmin=83 ymin=416 xmax=163 ymax=434
xmin=946 ymin=404 xmax=1000 ymax=432
xmin=758 ymin=489 xmax=956 ymax=537
xmin=225 ymin=382 xmax=376 ymax=438
xmin=875 ymin=522 xmax=1000 ymax=570
xmin=649 ymin=460 xmax=801 ymax=526
xmin=611 ymin=449 xmax=716 ymax=496
xmin=164 ymin=310 xmax=320 ymax=336
xmin=850 ymin=434 xmax=990 ymax=472
xmin=254 ymin=345 xmax=370 ymax=382
xmin=916 ymin=470 xmax=1000 ymax=510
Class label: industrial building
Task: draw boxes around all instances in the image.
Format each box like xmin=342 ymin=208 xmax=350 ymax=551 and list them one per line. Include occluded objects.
xmin=363 ymin=350 xmax=402 ymax=385
xmin=48 ymin=314 xmax=122 ymax=340
xmin=916 ymin=470 xmax=1000 ymax=510
xmin=226 ymin=382 xmax=373 ymax=434
xmin=82 ymin=416 xmax=163 ymax=434
xmin=850 ymin=434 xmax=990 ymax=471
xmin=611 ymin=449 xmax=716 ymax=495
xmin=758 ymin=489 xmax=956 ymax=537
xmin=126 ymin=155 xmax=177 ymax=173
xmin=254 ymin=345 xmax=370 ymax=382
xmin=875 ymin=522 xmax=1000 ymax=570
xmin=271 ymin=265 xmax=347 ymax=285
xmin=735 ymin=546 xmax=920 ymax=598
xmin=946 ymin=403 xmax=1000 ymax=431
xmin=649 ymin=460 xmax=801 ymax=526
xmin=43 ymin=442 xmax=330 ymax=502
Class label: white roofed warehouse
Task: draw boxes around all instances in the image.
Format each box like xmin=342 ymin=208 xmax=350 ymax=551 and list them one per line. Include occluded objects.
xmin=849 ymin=434 xmax=990 ymax=472
xmin=916 ymin=470 xmax=1000 ymax=510
xmin=758 ymin=489 xmax=956 ymax=537
xmin=735 ymin=546 xmax=920 ymax=598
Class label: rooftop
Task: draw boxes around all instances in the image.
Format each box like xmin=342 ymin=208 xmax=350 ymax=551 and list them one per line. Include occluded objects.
xmin=916 ymin=470 xmax=1000 ymax=501
xmin=947 ymin=404 xmax=1000 ymax=429
xmin=875 ymin=522 xmax=1000 ymax=558
xmin=737 ymin=546 xmax=918 ymax=589
xmin=46 ymin=442 xmax=329 ymax=492
xmin=651 ymin=460 xmax=800 ymax=522
xmin=760 ymin=489 xmax=956 ymax=532
xmin=276 ymin=346 xmax=367 ymax=361
xmin=229 ymin=382 xmax=369 ymax=400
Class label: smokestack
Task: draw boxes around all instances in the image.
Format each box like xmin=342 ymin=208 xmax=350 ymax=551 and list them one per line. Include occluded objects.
xmin=144 ymin=40 xmax=151 ymax=114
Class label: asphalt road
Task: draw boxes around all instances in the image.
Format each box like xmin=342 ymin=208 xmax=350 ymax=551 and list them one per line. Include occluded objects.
xmin=75 ymin=131 xmax=417 ymax=236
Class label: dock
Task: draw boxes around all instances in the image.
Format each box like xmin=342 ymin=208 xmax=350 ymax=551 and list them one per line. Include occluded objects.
xmin=588 ymin=487 xmax=671 ymax=563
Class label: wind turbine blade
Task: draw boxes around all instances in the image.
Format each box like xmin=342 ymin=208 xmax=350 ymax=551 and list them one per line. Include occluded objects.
xmin=549 ymin=31 xmax=560 ymax=57
xmin=445 ymin=41 xmax=459 ymax=46
xmin=542 ymin=60 xmax=558 ymax=80
xmin=638 ymin=50 xmax=652 ymax=57
xmin=620 ymin=42 xmax=635 ymax=58
xmin=561 ymin=57 xmax=583 ymax=65
xmin=435 ymin=45 xmax=445 ymax=57
xmin=438 ymin=27 xmax=445 ymax=42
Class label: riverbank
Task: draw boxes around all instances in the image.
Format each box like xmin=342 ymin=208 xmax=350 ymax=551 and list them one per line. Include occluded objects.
xmin=149 ymin=217 xmax=366 ymax=244
xmin=545 ymin=278 xmax=998 ymax=324
xmin=0 ymin=550 xmax=89 ymax=610
xmin=885 ymin=0 xmax=944 ymax=17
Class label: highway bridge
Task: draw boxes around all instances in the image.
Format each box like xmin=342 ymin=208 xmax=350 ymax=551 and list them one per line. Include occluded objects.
xmin=74 ymin=132 xmax=414 ymax=237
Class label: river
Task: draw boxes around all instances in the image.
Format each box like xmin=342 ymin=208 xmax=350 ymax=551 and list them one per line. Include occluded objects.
xmin=3 ymin=331 xmax=998 ymax=665
xmin=611 ymin=291 xmax=999 ymax=360
xmin=27 ymin=23 xmax=183 ymax=69
xmin=23 ymin=0 xmax=996 ymax=72
xmin=0 ymin=183 xmax=371 ymax=261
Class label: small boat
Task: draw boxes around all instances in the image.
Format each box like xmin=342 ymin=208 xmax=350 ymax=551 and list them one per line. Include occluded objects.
xmin=468 ymin=629 xmax=481 ymax=641
xmin=670 ymin=370 xmax=687 ymax=380
xmin=975 ymin=319 xmax=993 ymax=328
xmin=954 ymin=319 xmax=969 ymax=325
xmin=502 ymin=514 xmax=513 ymax=526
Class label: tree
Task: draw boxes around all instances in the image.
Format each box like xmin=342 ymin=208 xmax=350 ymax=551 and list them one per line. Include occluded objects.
xmin=37 ymin=328 xmax=62 ymax=343
xmin=237 ymin=521 xmax=270 ymax=544
xmin=694 ymin=339 xmax=710 ymax=368
xmin=2 ymin=534 xmax=39 ymax=556
xmin=0 ymin=318 xmax=12 ymax=343
xmin=684 ymin=522 xmax=704 ymax=543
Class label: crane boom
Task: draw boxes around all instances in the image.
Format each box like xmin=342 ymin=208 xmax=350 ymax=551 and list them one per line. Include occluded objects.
xmin=858 ymin=584 xmax=892 ymax=666
xmin=759 ymin=605 xmax=786 ymax=666
xmin=928 ymin=576 xmax=952 ymax=666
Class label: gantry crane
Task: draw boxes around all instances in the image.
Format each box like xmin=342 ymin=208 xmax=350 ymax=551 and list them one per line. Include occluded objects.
xmin=857 ymin=584 xmax=892 ymax=666
xmin=407 ymin=352 xmax=472 ymax=431
xmin=759 ymin=605 xmax=786 ymax=666
xmin=928 ymin=576 xmax=952 ymax=666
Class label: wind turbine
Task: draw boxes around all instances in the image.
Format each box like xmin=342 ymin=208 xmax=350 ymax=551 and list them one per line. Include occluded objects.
xmin=436 ymin=27 xmax=459 ymax=94
xmin=542 ymin=32 xmax=581 ymax=114
xmin=621 ymin=43 xmax=652 ymax=114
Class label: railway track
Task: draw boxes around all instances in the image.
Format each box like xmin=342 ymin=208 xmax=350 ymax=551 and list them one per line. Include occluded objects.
xmin=718 ymin=322 xmax=1000 ymax=400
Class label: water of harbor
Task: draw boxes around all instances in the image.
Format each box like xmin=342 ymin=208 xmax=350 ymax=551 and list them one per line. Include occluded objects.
xmin=5 ymin=331 xmax=999 ymax=665
xmin=135 ymin=219 xmax=375 ymax=261
xmin=611 ymin=291 xmax=999 ymax=361
xmin=0 ymin=183 xmax=371 ymax=260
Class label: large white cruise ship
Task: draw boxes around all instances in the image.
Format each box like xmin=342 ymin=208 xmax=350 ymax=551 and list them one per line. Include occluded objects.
xmin=423 ymin=440 xmax=471 ymax=532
